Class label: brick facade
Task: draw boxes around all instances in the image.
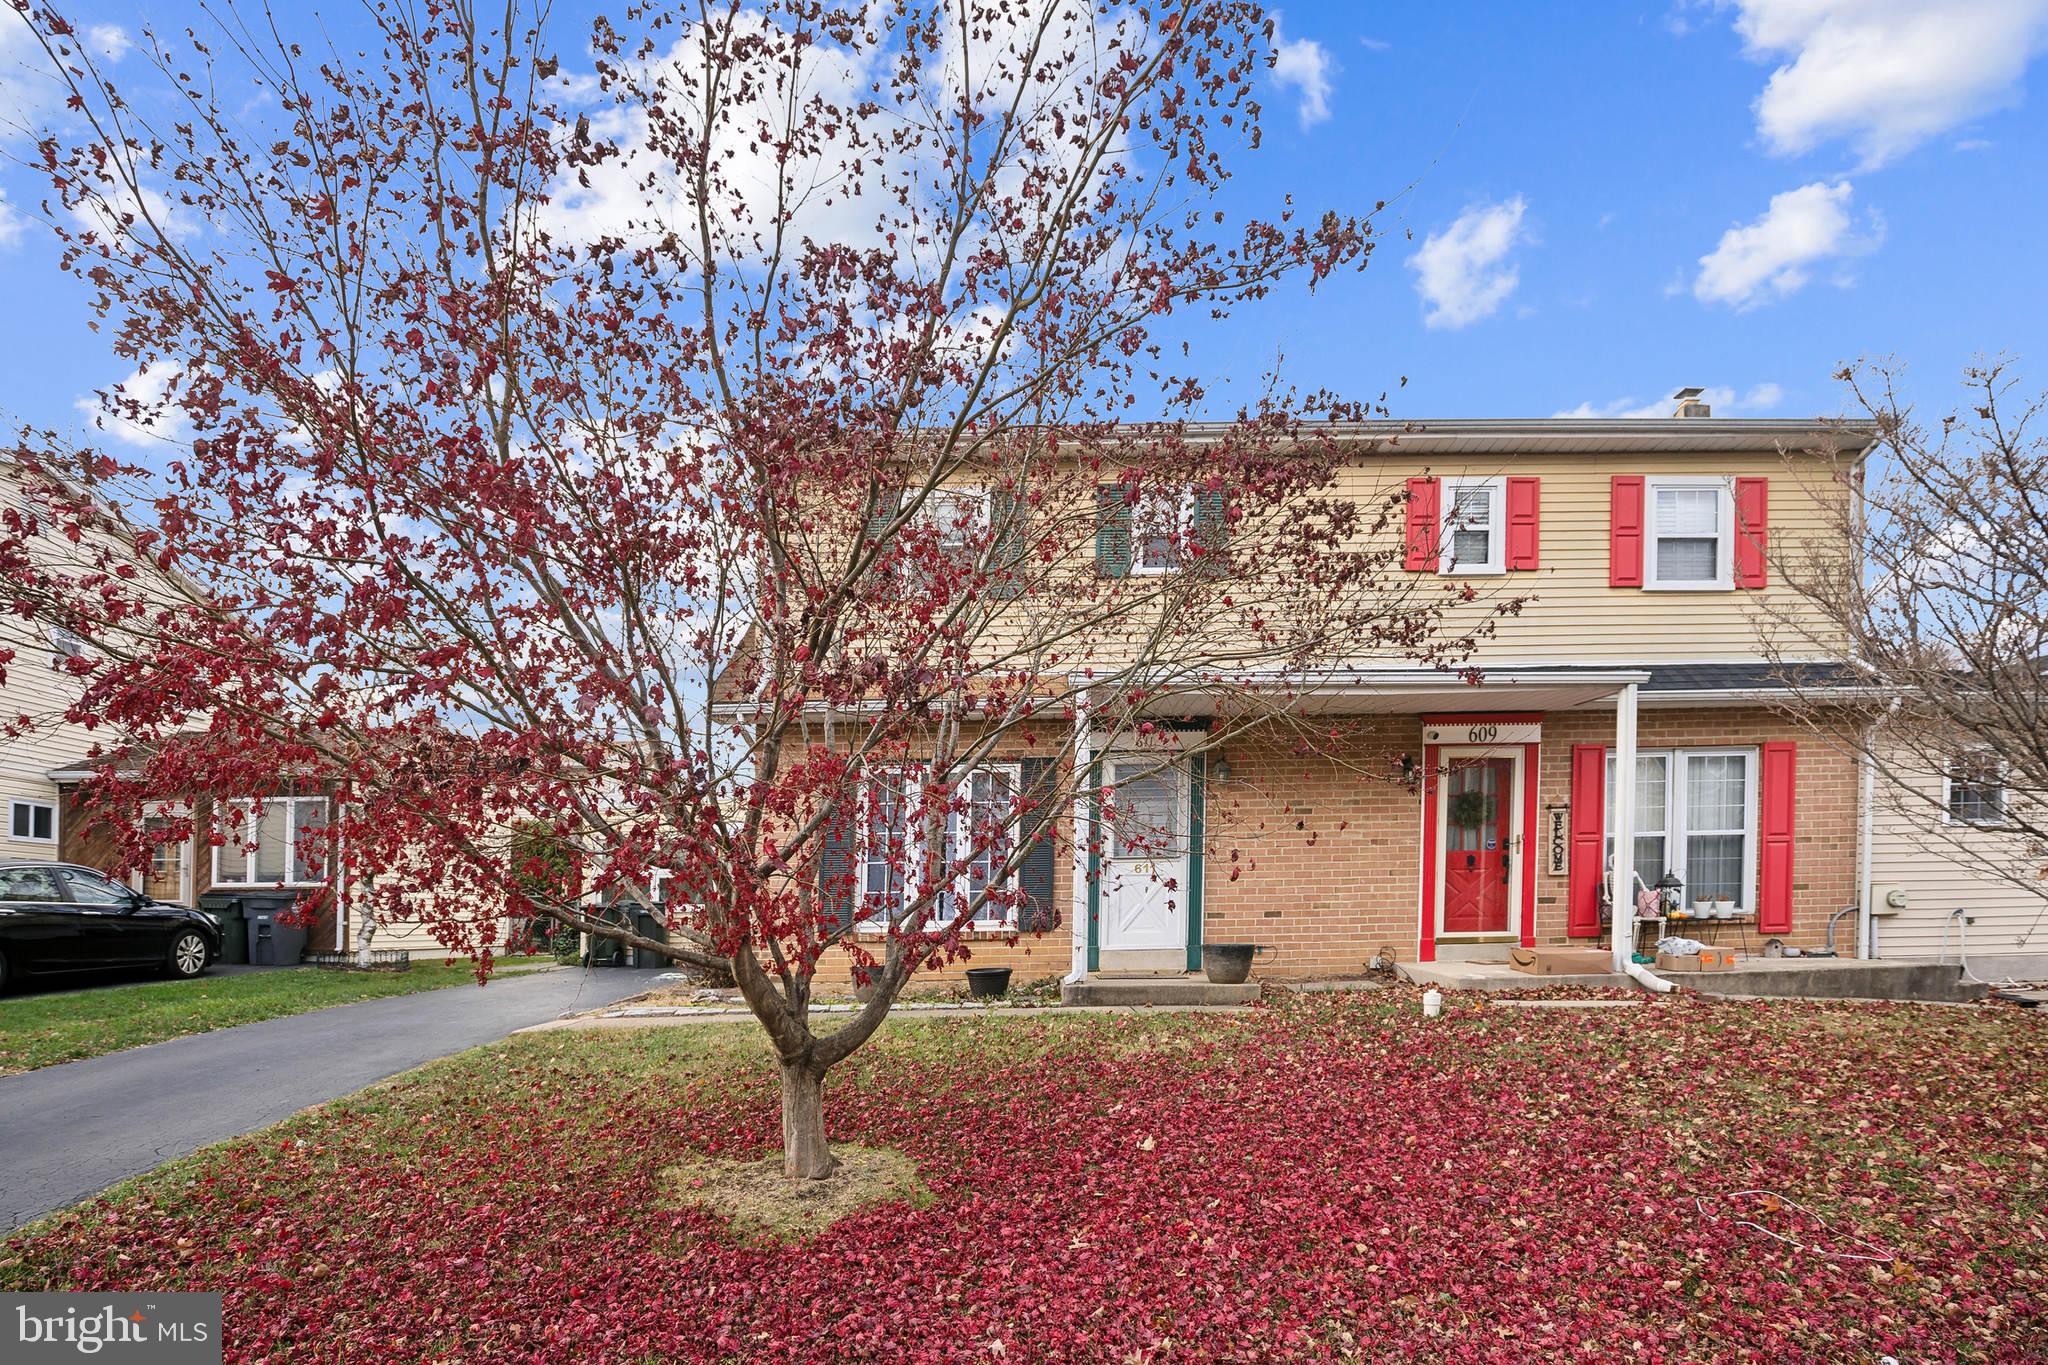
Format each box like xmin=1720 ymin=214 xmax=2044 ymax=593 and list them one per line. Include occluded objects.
xmin=800 ymin=702 xmax=1859 ymax=990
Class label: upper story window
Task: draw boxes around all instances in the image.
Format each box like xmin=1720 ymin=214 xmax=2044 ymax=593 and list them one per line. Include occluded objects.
xmin=1646 ymin=479 xmax=1734 ymax=590
xmin=45 ymin=623 xmax=94 ymax=663
xmin=1133 ymin=488 xmax=1194 ymax=575
xmin=9 ymin=799 xmax=56 ymax=843
xmin=925 ymin=488 xmax=988 ymax=559
xmin=1440 ymin=477 xmax=1504 ymax=575
xmin=213 ymin=796 xmax=330 ymax=886
xmin=1944 ymin=752 xmax=2006 ymax=827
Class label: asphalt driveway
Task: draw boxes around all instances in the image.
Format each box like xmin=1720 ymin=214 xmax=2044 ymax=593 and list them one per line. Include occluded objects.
xmin=0 ymin=966 xmax=666 ymax=1233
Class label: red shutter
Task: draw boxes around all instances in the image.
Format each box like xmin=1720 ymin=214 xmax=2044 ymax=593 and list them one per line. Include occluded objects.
xmin=1567 ymin=744 xmax=1606 ymax=938
xmin=1609 ymin=476 xmax=1644 ymax=587
xmin=1506 ymin=476 xmax=1541 ymax=570
xmin=1734 ymin=476 xmax=1769 ymax=588
xmin=1404 ymin=477 xmax=1440 ymax=572
xmin=1757 ymin=741 xmax=1797 ymax=934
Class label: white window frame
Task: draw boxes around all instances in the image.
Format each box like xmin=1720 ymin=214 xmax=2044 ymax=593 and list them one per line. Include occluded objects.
xmin=1643 ymin=477 xmax=1735 ymax=591
xmin=1439 ymin=476 xmax=1505 ymax=576
xmin=9 ymin=798 xmax=57 ymax=845
xmin=857 ymin=764 xmax=1022 ymax=931
xmin=925 ymin=487 xmax=990 ymax=557
xmin=1131 ymin=488 xmax=1195 ymax=576
xmin=1942 ymin=751 xmax=2008 ymax=828
xmin=212 ymin=796 xmax=331 ymax=887
xmin=1607 ymin=747 xmax=1758 ymax=912
xmin=44 ymin=623 xmax=94 ymax=662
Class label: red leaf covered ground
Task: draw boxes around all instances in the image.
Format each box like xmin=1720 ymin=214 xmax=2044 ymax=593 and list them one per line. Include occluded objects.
xmin=5 ymin=991 xmax=2044 ymax=1362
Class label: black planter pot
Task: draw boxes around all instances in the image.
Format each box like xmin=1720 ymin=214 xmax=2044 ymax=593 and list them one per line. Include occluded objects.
xmin=965 ymin=966 xmax=1013 ymax=999
xmin=1200 ymin=943 xmax=1266 ymax=985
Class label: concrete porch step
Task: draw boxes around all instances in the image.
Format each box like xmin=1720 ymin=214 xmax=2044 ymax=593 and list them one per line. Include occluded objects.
xmin=1403 ymin=957 xmax=1986 ymax=1003
xmin=1061 ymin=973 xmax=1261 ymax=1007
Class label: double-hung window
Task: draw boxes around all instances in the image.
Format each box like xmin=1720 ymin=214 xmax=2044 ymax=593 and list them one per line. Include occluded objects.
xmin=859 ymin=765 xmax=1020 ymax=928
xmin=9 ymin=799 xmax=56 ymax=844
xmin=1945 ymin=752 xmax=2007 ymax=827
xmin=1606 ymin=748 xmax=1757 ymax=910
xmin=925 ymin=488 xmax=988 ymax=561
xmin=1439 ymin=477 xmax=1504 ymax=575
xmin=213 ymin=796 xmax=330 ymax=886
xmin=1646 ymin=479 xmax=1734 ymax=590
xmin=1133 ymin=488 xmax=1194 ymax=575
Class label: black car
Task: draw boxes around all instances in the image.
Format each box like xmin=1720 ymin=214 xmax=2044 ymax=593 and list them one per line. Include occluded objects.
xmin=0 ymin=861 xmax=223 ymax=991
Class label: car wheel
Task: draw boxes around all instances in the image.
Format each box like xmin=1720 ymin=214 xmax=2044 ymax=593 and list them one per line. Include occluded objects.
xmin=168 ymin=931 xmax=211 ymax=979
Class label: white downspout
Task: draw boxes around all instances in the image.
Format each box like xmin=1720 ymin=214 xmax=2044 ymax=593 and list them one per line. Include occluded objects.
xmin=1064 ymin=684 xmax=1092 ymax=984
xmin=1610 ymin=682 xmax=1674 ymax=993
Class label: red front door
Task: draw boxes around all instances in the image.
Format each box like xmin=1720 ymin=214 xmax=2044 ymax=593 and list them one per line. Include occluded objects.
xmin=1441 ymin=757 xmax=1513 ymax=934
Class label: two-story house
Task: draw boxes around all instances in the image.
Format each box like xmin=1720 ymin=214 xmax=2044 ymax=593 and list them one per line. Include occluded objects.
xmin=776 ymin=403 xmax=1881 ymax=992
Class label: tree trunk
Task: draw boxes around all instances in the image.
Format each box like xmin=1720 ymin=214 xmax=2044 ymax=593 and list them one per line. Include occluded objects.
xmin=779 ymin=1061 xmax=838 ymax=1180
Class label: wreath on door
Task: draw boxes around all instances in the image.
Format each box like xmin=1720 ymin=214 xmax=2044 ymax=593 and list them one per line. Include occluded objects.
xmin=1446 ymin=790 xmax=1498 ymax=827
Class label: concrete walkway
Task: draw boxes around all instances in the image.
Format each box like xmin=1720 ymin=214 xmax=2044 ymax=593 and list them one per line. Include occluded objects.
xmin=0 ymin=966 xmax=665 ymax=1233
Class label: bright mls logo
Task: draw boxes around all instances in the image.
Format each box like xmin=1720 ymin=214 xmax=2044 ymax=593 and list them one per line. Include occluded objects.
xmin=4 ymin=1294 xmax=221 ymax=1363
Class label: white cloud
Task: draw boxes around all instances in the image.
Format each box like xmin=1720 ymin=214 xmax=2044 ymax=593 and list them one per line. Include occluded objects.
xmin=1692 ymin=180 xmax=1878 ymax=309
xmin=1724 ymin=0 xmax=2048 ymax=168
xmin=0 ymin=189 xmax=24 ymax=249
xmin=76 ymin=360 xmax=191 ymax=448
xmin=1407 ymin=196 xmax=1528 ymax=329
xmin=1551 ymin=382 xmax=1787 ymax=419
xmin=1270 ymin=14 xmax=1335 ymax=127
xmin=1 ymin=19 xmax=130 ymax=141
xmin=87 ymin=25 xmax=132 ymax=63
xmin=68 ymin=179 xmax=199 ymax=245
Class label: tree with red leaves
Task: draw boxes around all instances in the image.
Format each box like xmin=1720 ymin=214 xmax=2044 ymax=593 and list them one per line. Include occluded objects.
xmin=3 ymin=1 xmax=1512 ymax=1178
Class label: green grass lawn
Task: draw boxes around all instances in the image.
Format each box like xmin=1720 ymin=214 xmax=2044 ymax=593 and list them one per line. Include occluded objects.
xmin=0 ymin=959 xmax=558 ymax=1075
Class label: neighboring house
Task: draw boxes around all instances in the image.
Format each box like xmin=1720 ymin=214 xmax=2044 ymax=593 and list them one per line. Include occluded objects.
xmin=1865 ymin=747 xmax=2048 ymax=981
xmin=744 ymin=402 xmax=1887 ymax=987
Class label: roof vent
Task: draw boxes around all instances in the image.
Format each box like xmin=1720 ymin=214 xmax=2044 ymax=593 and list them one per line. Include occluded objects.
xmin=1671 ymin=386 xmax=1711 ymax=418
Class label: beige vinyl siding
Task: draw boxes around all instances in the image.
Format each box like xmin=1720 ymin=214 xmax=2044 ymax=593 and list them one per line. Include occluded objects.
xmin=1333 ymin=449 xmax=1849 ymax=664
xmin=1868 ymin=761 xmax=2048 ymax=963
xmin=0 ymin=480 xmax=114 ymax=862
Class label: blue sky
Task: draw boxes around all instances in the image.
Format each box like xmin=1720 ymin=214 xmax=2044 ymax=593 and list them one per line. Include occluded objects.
xmin=2 ymin=1 xmax=2045 ymax=433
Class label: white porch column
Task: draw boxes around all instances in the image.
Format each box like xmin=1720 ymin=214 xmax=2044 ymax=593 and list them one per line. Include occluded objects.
xmin=1610 ymin=682 xmax=1639 ymax=974
xmin=1066 ymin=687 xmax=1092 ymax=982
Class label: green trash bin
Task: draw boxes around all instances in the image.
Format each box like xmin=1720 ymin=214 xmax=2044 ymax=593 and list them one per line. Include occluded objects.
xmin=632 ymin=907 xmax=670 ymax=968
xmin=198 ymin=892 xmax=249 ymax=965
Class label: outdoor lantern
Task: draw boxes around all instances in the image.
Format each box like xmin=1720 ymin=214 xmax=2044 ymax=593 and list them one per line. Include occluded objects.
xmin=1655 ymin=870 xmax=1684 ymax=912
xmin=1209 ymin=751 xmax=1231 ymax=785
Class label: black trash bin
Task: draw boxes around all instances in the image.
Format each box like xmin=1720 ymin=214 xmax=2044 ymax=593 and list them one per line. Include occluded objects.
xmin=632 ymin=907 xmax=670 ymax=968
xmin=198 ymin=892 xmax=249 ymax=966
xmin=584 ymin=899 xmax=629 ymax=967
xmin=246 ymin=897 xmax=309 ymax=966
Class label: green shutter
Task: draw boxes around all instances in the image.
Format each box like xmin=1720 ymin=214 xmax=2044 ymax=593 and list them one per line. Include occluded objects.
xmin=818 ymin=797 xmax=855 ymax=934
xmin=1095 ymin=485 xmax=1132 ymax=578
xmin=1191 ymin=488 xmax=1228 ymax=577
xmin=1016 ymin=756 xmax=1057 ymax=930
xmin=990 ymin=489 xmax=1025 ymax=600
xmin=864 ymin=490 xmax=902 ymax=547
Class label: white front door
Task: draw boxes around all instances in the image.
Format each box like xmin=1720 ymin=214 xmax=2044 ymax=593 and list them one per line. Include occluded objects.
xmin=1102 ymin=758 xmax=1190 ymax=952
